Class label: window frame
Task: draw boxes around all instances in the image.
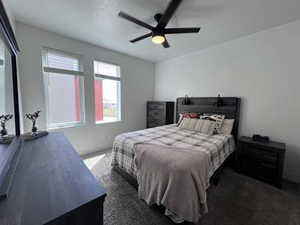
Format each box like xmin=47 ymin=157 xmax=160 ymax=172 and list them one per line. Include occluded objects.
xmin=93 ymin=59 xmax=122 ymax=124
xmin=42 ymin=48 xmax=86 ymax=129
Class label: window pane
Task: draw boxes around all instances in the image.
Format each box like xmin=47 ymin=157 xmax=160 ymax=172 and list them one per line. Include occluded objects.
xmin=94 ymin=78 xmax=120 ymax=122
xmin=0 ymin=40 xmax=15 ymax=134
xmin=94 ymin=61 xmax=120 ymax=77
xmin=0 ymin=42 xmax=5 ymax=115
xmin=46 ymin=73 xmax=83 ymax=126
xmin=46 ymin=50 xmax=80 ymax=71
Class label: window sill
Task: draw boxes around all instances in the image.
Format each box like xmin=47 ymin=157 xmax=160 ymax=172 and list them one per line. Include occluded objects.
xmin=95 ymin=120 xmax=122 ymax=125
xmin=47 ymin=122 xmax=85 ymax=130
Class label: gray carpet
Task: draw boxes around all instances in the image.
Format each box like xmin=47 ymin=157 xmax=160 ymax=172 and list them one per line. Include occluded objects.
xmin=85 ymin=153 xmax=300 ymax=225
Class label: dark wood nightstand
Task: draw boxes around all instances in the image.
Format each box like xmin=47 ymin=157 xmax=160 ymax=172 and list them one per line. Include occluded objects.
xmin=147 ymin=101 xmax=174 ymax=128
xmin=237 ymin=136 xmax=286 ymax=188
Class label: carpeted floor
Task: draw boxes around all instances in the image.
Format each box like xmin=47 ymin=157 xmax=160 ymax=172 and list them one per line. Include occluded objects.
xmin=84 ymin=153 xmax=300 ymax=225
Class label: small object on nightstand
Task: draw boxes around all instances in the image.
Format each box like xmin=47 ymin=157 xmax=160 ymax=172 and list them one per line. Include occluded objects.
xmin=252 ymin=134 xmax=270 ymax=143
xmin=237 ymin=136 xmax=286 ymax=188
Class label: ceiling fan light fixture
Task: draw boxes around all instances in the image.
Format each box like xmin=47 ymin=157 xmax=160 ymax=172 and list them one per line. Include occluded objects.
xmin=152 ymin=35 xmax=165 ymax=44
xmin=119 ymin=0 xmax=201 ymax=48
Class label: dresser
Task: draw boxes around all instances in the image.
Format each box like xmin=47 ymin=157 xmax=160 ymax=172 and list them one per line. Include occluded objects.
xmin=147 ymin=101 xmax=175 ymax=128
xmin=237 ymin=136 xmax=286 ymax=188
xmin=0 ymin=133 xmax=106 ymax=225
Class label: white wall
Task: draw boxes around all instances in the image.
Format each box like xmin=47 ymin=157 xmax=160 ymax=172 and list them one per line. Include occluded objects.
xmin=16 ymin=22 xmax=155 ymax=155
xmin=155 ymin=20 xmax=300 ymax=183
xmin=2 ymin=1 xmax=15 ymax=32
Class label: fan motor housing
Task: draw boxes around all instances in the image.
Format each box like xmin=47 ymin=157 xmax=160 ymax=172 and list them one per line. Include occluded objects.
xmin=154 ymin=13 xmax=162 ymax=23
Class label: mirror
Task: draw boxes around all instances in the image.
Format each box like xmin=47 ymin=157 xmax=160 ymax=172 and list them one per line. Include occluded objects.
xmin=0 ymin=36 xmax=15 ymax=140
xmin=0 ymin=0 xmax=21 ymax=199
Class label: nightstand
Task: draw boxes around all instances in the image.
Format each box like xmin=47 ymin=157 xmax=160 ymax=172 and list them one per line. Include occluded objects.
xmin=237 ymin=136 xmax=286 ymax=188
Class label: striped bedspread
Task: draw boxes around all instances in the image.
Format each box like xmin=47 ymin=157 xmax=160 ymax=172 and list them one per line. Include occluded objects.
xmin=111 ymin=124 xmax=235 ymax=179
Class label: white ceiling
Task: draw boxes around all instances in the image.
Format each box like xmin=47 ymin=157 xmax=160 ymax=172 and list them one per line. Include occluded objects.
xmin=5 ymin=0 xmax=300 ymax=62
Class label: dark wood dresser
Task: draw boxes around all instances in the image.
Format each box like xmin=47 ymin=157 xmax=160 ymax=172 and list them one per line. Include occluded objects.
xmin=0 ymin=133 xmax=106 ymax=225
xmin=237 ymin=136 xmax=286 ymax=188
xmin=147 ymin=101 xmax=174 ymax=128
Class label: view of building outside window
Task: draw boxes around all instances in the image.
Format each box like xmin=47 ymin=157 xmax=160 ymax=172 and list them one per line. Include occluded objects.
xmin=94 ymin=61 xmax=121 ymax=123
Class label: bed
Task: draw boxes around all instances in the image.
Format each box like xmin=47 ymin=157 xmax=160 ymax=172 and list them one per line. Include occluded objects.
xmin=111 ymin=97 xmax=241 ymax=223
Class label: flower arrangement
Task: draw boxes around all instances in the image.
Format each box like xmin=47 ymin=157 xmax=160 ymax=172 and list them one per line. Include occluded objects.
xmin=0 ymin=114 xmax=13 ymax=137
xmin=25 ymin=110 xmax=41 ymax=133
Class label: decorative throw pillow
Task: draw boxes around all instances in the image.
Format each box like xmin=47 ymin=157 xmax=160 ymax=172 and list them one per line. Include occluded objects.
xmin=194 ymin=119 xmax=216 ymax=135
xmin=177 ymin=113 xmax=184 ymax=125
xmin=177 ymin=112 xmax=201 ymax=126
xmin=178 ymin=118 xmax=198 ymax=130
xmin=220 ymin=119 xmax=235 ymax=135
xmin=200 ymin=114 xmax=225 ymax=134
xmin=179 ymin=118 xmax=215 ymax=135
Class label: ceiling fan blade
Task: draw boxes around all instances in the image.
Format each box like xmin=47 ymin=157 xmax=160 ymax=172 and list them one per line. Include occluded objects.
xmin=162 ymin=39 xmax=170 ymax=48
xmin=130 ymin=33 xmax=152 ymax=43
xmin=164 ymin=27 xmax=201 ymax=34
xmin=119 ymin=11 xmax=154 ymax=30
xmin=157 ymin=0 xmax=182 ymax=30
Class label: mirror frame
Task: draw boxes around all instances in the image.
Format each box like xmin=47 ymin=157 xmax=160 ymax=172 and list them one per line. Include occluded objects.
xmin=0 ymin=0 xmax=20 ymax=136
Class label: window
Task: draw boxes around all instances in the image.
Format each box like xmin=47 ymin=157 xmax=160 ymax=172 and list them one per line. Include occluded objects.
xmin=42 ymin=49 xmax=85 ymax=129
xmin=94 ymin=61 xmax=121 ymax=123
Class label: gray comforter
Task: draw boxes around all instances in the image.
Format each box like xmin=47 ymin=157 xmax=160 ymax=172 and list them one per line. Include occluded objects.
xmin=134 ymin=143 xmax=211 ymax=223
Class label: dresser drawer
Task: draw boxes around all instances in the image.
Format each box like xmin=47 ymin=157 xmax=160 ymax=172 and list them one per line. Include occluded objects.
xmin=148 ymin=117 xmax=164 ymax=125
xmin=147 ymin=121 xmax=164 ymax=128
xmin=148 ymin=103 xmax=165 ymax=110
xmin=148 ymin=109 xmax=165 ymax=120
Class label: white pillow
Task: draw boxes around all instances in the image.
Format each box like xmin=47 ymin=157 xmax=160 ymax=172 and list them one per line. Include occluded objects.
xmin=220 ymin=119 xmax=235 ymax=135
xmin=179 ymin=118 xmax=215 ymax=135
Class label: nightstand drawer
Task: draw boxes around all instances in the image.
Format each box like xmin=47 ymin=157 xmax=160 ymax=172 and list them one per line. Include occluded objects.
xmin=242 ymin=146 xmax=277 ymax=164
xmin=240 ymin=158 xmax=277 ymax=182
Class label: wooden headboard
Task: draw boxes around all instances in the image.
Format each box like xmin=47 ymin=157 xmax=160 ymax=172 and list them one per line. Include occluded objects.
xmin=176 ymin=97 xmax=241 ymax=141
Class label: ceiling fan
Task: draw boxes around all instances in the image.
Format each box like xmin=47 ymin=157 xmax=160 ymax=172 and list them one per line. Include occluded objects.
xmin=118 ymin=0 xmax=201 ymax=48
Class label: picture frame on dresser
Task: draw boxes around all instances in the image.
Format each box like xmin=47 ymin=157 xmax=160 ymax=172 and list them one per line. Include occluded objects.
xmin=0 ymin=0 xmax=22 ymax=200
